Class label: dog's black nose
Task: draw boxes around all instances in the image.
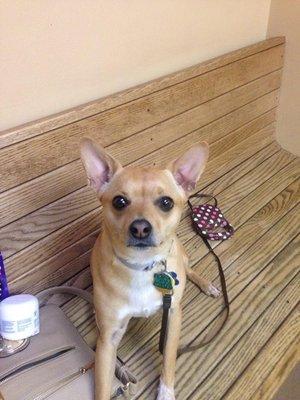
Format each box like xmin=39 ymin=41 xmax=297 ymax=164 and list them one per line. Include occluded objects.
xmin=129 ymin=219 xmax=152 ymax=239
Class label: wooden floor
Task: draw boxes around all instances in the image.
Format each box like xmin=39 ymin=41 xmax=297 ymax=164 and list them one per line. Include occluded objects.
xmin=62 ymin=140 xmax=299 ymax=400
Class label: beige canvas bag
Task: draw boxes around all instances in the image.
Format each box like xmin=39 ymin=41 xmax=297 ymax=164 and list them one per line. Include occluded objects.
xmin=0 ymin=287 xmax=137 ymax=400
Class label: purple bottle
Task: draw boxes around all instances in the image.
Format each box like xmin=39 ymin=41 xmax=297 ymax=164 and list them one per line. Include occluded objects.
xmin=0 ymin=252 xmax=9 ymax=301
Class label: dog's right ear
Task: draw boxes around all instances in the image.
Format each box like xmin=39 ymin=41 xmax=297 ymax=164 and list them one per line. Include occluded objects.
xmin=80 ymin=138 xmax=122 ymax=195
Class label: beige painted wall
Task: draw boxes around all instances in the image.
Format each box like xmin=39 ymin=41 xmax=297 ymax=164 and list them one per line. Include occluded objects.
xmin=1 ymin=0 xmax=271 ymax=131
xmin=268 ymin=0 xmax=300 ymax=156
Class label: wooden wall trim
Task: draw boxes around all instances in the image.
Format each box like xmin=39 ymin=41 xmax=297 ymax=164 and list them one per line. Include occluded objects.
xmin=0 ymin=37 xmax=285 ymax=149
xmin=0 ymin=44 xmax=285 ymax=193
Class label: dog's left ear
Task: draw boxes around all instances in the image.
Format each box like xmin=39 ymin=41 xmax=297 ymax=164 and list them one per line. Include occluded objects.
xmin=167 ymin=142 xmax=209 ymax=192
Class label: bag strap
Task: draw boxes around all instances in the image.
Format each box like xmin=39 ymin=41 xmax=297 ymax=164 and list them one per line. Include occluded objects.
xmin=36 ymin=286 xmax=93 ymax=306
xmin=187 ymin=192 xmax=218 ymax=208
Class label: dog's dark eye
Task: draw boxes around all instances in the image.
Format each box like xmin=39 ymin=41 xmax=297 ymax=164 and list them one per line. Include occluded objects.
xmin=112 ymin=196 xmax=129 ymax=210
xmin=158 ymin=196 xmax=174 ymax=212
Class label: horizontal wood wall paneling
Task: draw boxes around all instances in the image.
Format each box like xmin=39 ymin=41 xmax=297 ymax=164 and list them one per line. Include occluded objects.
xmin=1 ymin=106 xmax=278 ymax=263
xmin=30 ymin=249 xmax=93 ymax=298
xmin=0 ymin=45 xmax=284 ymax=193
xmin=6 ymin=212 xmax=100 ymax=289
xmin=108 ymin=77 xmax=281 ymax=162
xmin=7 ymin=126 xmax=276 ymax=294
xmin=6 ymin=121 xmax=275 ymax=292
xmin=0 ymin=71 xmax=281 ymax=229
xmin=17 ymin=231 xmax=97 ymax=295
xmin=133 ymin=118 xmax=276 ymax=173
xmin=132 ymin=215 xmax=299 ymax=398
xmin=199 ymin=124 xmax=275 ymax=190
xmin=0 ymin=187 xmax=99 ymax=258
xmin=27 ymin=143 xmax=283 ymax=298
xmin=0 ymin=37 xmax=285 ymax=149
xmin=0 ymin=92 xmax=279 ymax=258
xmin=0 ymin=162 xmax=86 ymax=228
xmin=116 ymin=166 xmax=299 ymax=360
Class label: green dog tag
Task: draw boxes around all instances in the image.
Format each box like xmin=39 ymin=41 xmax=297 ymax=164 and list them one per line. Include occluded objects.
xmin=153 ymin=271 xmax=179 ymax=294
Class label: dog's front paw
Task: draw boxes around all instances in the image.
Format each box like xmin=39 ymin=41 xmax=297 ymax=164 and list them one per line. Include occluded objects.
xmin=157 ymin=379 xmax=175 ymax=400
xmin=203 ymin=282 xmax=221 ymax=298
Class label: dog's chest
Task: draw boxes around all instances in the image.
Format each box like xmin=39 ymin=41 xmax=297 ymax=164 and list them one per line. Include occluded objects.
xmin=120 ymin=272 xmax=163 ymax=319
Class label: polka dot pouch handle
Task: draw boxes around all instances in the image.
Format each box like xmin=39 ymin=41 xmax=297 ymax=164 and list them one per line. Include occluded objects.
xmin=188 ymin=193 xmax=234 ymax=241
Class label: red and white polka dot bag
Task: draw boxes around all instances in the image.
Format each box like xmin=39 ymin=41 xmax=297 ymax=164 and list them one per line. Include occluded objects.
xmin=188 ymin=193 xmax=234 ymax=241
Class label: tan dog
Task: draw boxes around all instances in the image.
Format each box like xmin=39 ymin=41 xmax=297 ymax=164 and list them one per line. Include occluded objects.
xmin=80 ymin=138 xmax=220 ymax=400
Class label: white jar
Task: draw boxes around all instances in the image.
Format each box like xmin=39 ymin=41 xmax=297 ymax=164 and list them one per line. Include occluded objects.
xmin=0 ymin=294 xmax=39 ymax=340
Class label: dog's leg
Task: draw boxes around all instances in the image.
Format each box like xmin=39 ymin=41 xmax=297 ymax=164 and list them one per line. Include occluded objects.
xmin=185 ymin=266 xmax=220 ymax=297
xmin=95 ymin=318 xmax=128 ymax=400
xmin=157 ymin=306 xmax=182 ymax=400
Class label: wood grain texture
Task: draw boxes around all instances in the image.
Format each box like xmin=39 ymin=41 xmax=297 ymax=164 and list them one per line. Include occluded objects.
xmin=20 ymin=143 xmax=283 ymax=303
xmin=1 ymin=38 xmax=296 ymax=400
xmin=185 ymin=159 xmax=300 ymax=266
xmin=5 ymin=123 xmax=276 ymax=292
xmin=178 ymin=150 xmax=296 ymax=253
xmin=54 ymin=144 xmax=290 ymax=334
xmin=0 ymin=87 xmax=280 ymax=248
xmin=190 ymin=282 xmax=300 ymax=400
xmin=250 ymin=337 xmax=299 ymax=400
xmin=135 ymin=226 xmax=300 ymax=399
xmin=0 ymin=95 xmax=280 ymax=258
xmin=51 ymin=152 xmax=299 ymax=398
xmin=116 ymin=173 xmax=300 ymax=362
xmin=0 ymin=76 xmax=281 ymax=228
xmin=63 ymin=157 xmax=299 ymax=354
xmin=0 ymin=37 xmax=285 ymax=149
xmin=0 ymin=45 xmax=284 ymax=193
xmin=24 ymin=143 xmax=283 ymax=300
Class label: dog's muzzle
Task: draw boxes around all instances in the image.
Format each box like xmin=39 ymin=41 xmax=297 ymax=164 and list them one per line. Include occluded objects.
xmin=127 ymin=219 xmax=156 ymax=248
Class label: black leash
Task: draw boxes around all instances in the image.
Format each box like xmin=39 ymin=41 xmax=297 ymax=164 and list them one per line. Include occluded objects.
xmin=159 ymin=193 xmax=231 ymax=356
xmin=159 ymin=294 xmax=172 ymax=354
